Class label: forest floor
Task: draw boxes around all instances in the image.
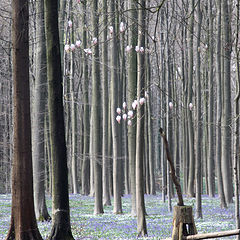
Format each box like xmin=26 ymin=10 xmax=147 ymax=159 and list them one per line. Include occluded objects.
xmin=0 ymin=193 xmax=236 ymax=239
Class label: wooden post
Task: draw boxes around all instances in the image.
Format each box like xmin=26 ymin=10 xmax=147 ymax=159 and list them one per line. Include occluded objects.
xmin=172 ymin=206 xmax=197 ymax=240
xmin=183 ymin=229 xmax=240 ymax=240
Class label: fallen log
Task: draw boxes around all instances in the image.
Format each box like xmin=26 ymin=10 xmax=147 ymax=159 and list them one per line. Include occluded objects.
xmin=183 ymin=229 xmax=240 ymax=239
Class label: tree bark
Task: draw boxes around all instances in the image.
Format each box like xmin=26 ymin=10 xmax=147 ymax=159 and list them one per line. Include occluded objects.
xmin=81 ymin=0 xmax=90 ymax=196
xmin=195 ymin=0 xmax=202 ymax=219
xmin=44 ymin=0 xmax=74 ymax=237
xmin=110 ymin=0 xmax=123 ymax=215
xmin=221 ymin=0 xmax=233 ymax=205
xmin=127 ymin=0 xmax=138 ymax=217
xmin=6 ymin=0 xmax=43 ymax=237
xmin=32 ymin=0 xmax=51 ymax=221
xmin=207 ymin=0 xmax=215 ymax=198
xmin=136 ymin=0 xmax=147 ymax=236
xmin=216 ymin=0 xmax=227 ymax=209
xmin=102 ymin=0 xmax=111 ymax=206
xmin=187 ymin=0 xmax=195 ymax=197
xmin=91 ymin=0 xmax=104 ymax=215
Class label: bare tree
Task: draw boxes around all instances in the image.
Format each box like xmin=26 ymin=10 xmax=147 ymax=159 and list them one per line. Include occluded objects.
xmin=5 ymin=0 xmax=43 ymax=237
xmin=44 ymin=0 xmax=74 ymax=237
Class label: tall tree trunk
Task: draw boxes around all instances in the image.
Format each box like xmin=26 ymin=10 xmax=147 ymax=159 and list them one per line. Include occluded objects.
xmin=6 ymin=0 xmax=43 ymax=237
xmin=234 ymin=0 xmax=240 ymax=235
xmin=221 ymin=0 xmax=233 ymax=205
xmin=68 ymin=0 xmax=78 ymax=194
xmin=32 ymin=0 xmax=51 ymax=221
xmin=187 ymin=0 xmax=195 ymax=197
xmin=136 ymin=0 xmax=147 ymax=236
xmin=128 ymin=0 xmax=138 ymax=216
xmin=102 ymin=0 xmax=111 ymax=206
xmin=81 ymin=0 xmax=90 ymax=196
xmin=44 ymin=0 xmax=74 ymax=237
xmin=195 ymin=0 xmax=203 ymax=219
xmin=110 ymin=0 xmax=123 ymax=214
xmin=207 ymin=0 xmax=215 ymax=198
xmin=216 ymin=0 xmax=227 ymax=209
xmin=91 ymin=0 xmax=104 ymax=215
xmin=146 ymin=52 xmax=155 ymax=195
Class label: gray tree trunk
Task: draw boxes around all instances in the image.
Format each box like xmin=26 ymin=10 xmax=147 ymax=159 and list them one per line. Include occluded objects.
xmin=91 ymin=0 xmax=103 ymax=215
xmin=187 ymin=0 xmax=195 ymax=197
xmin=195 ymin=0 xmax=203 ymax=219
xmin=81 ymin=0 xmax=90 ymax=196
xmin=136 ymin=0 xmax=147 ymax=236
xmin=216 ymin=0 xmax=227 ymax=209
xmin=127 ymin=0 xmax=138 ymax=216
xmin=102 ymin=0 xmax=111 ymax=206
xmin=32 ymin=0 xmax=51 ymax=221
xmin=234 ymin=1 xmax=240 ymax=234
xmin=221 ymin=0 xmax=233 ymax=205
xmin=207 ymin=0 xmax=215 ymax=198
xmin=110 ymin=0 xmax=123 ymax=214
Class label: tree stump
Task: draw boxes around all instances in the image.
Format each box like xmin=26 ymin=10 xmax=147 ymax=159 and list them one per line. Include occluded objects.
xmin=172 ymin=206 xmax=197 ymax=240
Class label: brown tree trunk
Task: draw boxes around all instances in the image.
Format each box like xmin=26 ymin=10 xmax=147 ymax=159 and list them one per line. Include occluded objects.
xmin=44 ymin=0 xmax=74 ymax=237
xmin=6 ymin=0 xmax=43 ymax=238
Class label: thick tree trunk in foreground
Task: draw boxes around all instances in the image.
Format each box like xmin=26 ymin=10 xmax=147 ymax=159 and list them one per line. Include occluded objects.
xmin=32 ymin=0 xmax=51 ymax=222
xmin=5 ymin=0 xmax=43 ymax=238
xmin=44 ymin=0 xmax=74 ymax=238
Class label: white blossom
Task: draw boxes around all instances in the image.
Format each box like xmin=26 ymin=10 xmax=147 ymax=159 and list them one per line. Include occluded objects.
xmin=68 ymin=20 xmax=73 ymax=28
xmin=116 ymin=115 xmax=121 ymax=124
xmin=116 ymin=107 xmax=121 ymax=114
xmin=120 ymin=22 xmax=125 ymax=33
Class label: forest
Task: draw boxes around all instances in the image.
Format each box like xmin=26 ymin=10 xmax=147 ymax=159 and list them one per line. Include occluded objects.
xmin=0 ymin=0 xmax=240 ymax=239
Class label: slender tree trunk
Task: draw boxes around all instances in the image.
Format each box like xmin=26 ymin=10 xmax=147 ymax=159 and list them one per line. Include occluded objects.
xmin=221 ymin=0 xmax=233 ymax=205
xmin=128 ymin=0 xmax=138 ymax=216
xmin=216 ymin=0 xmax=227 ymax=209
xmin=136 ymin=0 xmax=147 ymax=236
xmin=102 ymin=0 xmax=111 ymax=206
xmin=187 ymin=0 xmax=195 ymax=197
xmin=5 ymin=0 xmax=43 ymax=237
xmin=69 ymin=1 xmax=78 ymax=194
xmin=146 ymin=52 xmax=155 ymax=195
xmin=207 ymin=0 xmax=215 ymax=198
xmin=91 ymin=0 xmax=103 ymax=215
xmin=195 ymin=1 xmax=203 ymax=219
xmin=44 ymin=0 xmax=74 ymax=237
xmin=32 ymin=0 xmax=51 ymax=221
xmin=110 ymin=0 xmax=123 ymax=214
xmin=81 ymin=0 xmax=90 ymax=196
xmin=234 ymin=1 xmax=240 ymax=235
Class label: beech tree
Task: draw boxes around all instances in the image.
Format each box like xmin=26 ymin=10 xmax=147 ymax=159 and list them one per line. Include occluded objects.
xmin=91 ymin=0 xmax=104 ymax=215
xmin=5 ymin=0 xmax=43 ymax=238
xmin=44 ymin=0 xmax=74 ymax=237
xmin=136 ymin=0 xmax=147 ymax=236
xmin=32 ymin=0 xmax=51 ymax=221
xmin=127 ymin=0 xmax=138 ymax=216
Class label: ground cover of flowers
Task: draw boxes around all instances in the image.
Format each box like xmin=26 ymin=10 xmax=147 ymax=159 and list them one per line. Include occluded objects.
xmin=0 ymin=194 xmax=236 ymax=239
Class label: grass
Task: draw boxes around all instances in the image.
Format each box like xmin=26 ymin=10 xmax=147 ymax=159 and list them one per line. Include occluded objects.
xmin=0 ymin=194 xmax=237 ymax=239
